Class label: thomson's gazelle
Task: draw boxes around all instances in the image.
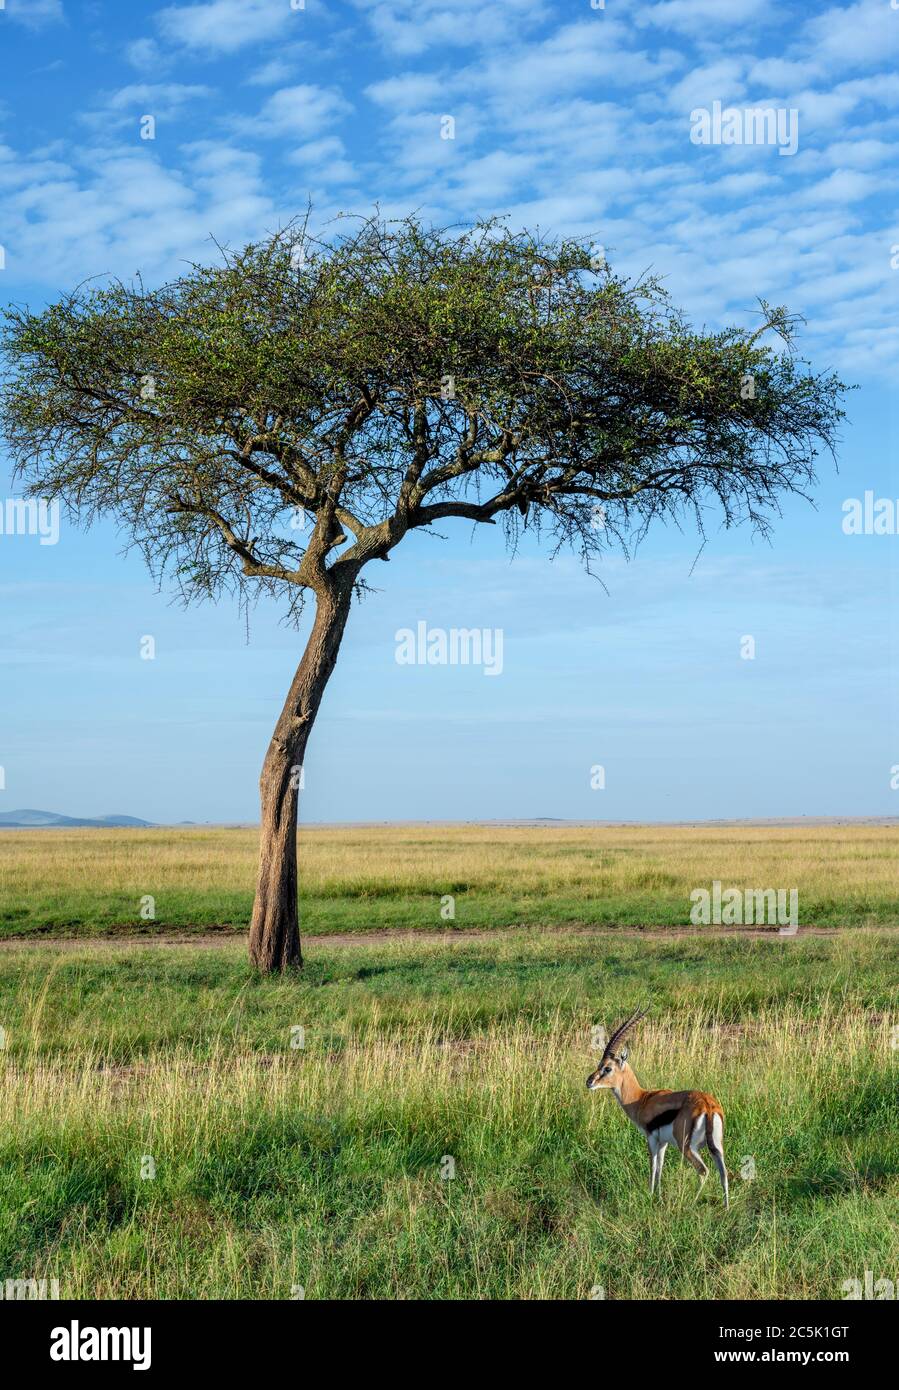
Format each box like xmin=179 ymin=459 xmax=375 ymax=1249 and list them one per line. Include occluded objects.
xmin=586 ymin=1007 xmax=729 ymax=1208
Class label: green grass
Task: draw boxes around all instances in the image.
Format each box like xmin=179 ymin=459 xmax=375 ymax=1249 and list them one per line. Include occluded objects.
xmin=1 ymin=932 xmax=897 ymax=1299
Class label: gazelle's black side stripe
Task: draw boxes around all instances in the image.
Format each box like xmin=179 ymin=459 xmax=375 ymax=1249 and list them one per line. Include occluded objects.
xmin=646 ymin=1107 xmax=680 ymax=1133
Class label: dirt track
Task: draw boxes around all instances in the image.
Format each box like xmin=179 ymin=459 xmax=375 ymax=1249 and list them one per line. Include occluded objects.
xmin=0 ymin=923 xmax=851 ymax=950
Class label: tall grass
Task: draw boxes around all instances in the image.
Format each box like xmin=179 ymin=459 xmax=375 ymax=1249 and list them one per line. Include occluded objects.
xmin=0 ymin=935 xmax=896 ymax=1299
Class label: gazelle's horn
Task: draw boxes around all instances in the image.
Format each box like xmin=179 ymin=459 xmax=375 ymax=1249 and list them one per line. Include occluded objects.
xmin=601 ymin=1005 xmax=650 ymax=1062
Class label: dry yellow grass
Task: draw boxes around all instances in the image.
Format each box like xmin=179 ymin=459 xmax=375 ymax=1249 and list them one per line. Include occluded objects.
xmin=1 ymin=821 xmax=896 ymax=934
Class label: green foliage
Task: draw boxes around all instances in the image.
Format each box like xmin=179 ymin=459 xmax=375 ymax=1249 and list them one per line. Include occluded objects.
xmin=0 ymin=213 xmax=849 ymax=617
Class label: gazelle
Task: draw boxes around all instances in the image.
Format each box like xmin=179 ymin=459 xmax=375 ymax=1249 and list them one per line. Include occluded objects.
xmin=586 ymin=1007 xmax=729 ymax=1208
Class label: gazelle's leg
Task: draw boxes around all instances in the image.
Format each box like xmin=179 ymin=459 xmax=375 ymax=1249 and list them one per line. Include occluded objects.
xmin=648 ymin=1137 xmax=657 ymax=1195
xmin=710 ymin=1146 xmax=729 ymax=1208
xmin=684 ymin=1147 xmax=708 ymax=1190
xmin=706 ymin=1116 xmax=730 ymax=1209
xmin=655 ymin=1142 xmax=668 ymax=1196
xmin=683 ymin=1126 xmax=709 ymax=1193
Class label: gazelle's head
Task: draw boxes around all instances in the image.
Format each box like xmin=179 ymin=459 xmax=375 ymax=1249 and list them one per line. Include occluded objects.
xmin=586 ymin=1007 xmax=649 ymax=1091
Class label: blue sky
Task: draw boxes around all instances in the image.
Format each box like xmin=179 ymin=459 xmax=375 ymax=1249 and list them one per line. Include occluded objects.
xmin=0 ymin=0 xmax=897 ymax=824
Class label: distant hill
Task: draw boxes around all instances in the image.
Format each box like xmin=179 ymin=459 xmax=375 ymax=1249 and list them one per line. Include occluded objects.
xmin=0 ymin=809 xmax=154 ymax=829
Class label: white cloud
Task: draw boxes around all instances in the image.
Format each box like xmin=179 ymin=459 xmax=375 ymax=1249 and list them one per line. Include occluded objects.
xmin=365 ymin=74 xmax=446 ymax=111
xmin=234 ymin=85 xmax=351 ymax=139
xmin=789 ymin=87 xmax=861 ymax=133
xmin=80 ymin=83 xmax=213 ymax=132
xmin=4 ymin=0 xmax=64 ymax=30
xmin=0 ymin=140 xmax=281 ymax=288
xmin=748 ymin=58 xmax=820 ymax=90
xmin=801 ymin=0 xmax=896 ymax=74
xmin=125 ymin=38 xmax=170 ymax=75
xmin=836 ymin=73 xmax=899 ymax=109
xmin=372 ymin=106 xmax=482 ymax=182
xmin=473 ymin=18 xmax=682 ymax=111
xmin=796 ymin=167 xmax=880 ymax=205
xmin=287 ymin=135 xmax=358 ymax=185
xmin=246 ymin=57 xmax=298 ymax=87
xmin=156 ymin=0 xmax=297 ymax=56
xmin=823 ymin=138 xmax=894 ymax=169
xmin=440 ymin=149 xmax=541 ymax=206
xmin=703 ymin=170 xmax=776 ymax=197
xmin=354 ymin=0 xmax=548 ymax=57
xmin=637 ymin=0 xmax=774 ymax=37
xmin=104 ymin=83 xmax=211 ymax=112
xmin=784 ymin=74 xmax=899 ymax=139
xmin=667 ymin=58 xmax=747 ymax=114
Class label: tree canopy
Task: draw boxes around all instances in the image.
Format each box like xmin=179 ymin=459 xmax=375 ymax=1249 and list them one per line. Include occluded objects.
xmin=1 ymin=213 xmax=847 ymax=621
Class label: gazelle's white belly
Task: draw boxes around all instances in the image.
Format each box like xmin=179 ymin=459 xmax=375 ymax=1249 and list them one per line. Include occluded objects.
xmin=647 ymin=1118 xmax=709 ymax=1151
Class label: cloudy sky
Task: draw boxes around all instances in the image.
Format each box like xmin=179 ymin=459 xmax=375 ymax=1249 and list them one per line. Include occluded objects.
xmin=0 ymin=0 xmax=897 ymax=823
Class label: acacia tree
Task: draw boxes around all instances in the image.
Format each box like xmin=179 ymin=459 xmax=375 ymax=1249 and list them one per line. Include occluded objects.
xmin=0 ymin=215 xmax=846 ymax=971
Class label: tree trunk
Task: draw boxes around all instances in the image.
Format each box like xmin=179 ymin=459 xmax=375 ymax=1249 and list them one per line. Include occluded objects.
xmin=248 ymin=583 xmax=353 ymax=972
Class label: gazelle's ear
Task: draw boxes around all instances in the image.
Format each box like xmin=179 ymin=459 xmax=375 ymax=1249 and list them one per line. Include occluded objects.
xmin=619 ymin=1045 xmax=628 ymax=1063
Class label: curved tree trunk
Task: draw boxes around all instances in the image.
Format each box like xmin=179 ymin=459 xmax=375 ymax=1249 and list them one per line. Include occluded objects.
xmin=248 ymin=582 xmax=353 ymax=972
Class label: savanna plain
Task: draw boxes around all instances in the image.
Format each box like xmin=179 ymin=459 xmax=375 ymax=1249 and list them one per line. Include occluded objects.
xmin=0 ymin=822 xmax=896 ymax=1299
